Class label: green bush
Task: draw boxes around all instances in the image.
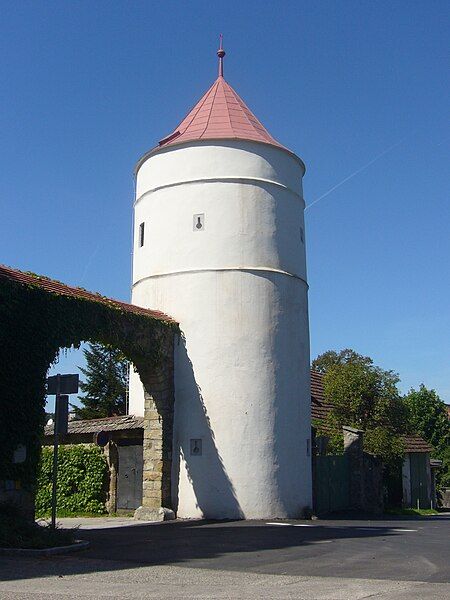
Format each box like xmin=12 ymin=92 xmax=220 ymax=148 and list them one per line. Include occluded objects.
xmin=36 ymin=445 xmax=108 ymax=516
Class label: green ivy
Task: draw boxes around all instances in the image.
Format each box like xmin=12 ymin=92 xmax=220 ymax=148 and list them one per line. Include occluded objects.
xmin=0 ymin=272 xmax=178 ymax=495
xmin=35 ymin=445 xmax=108 ymax=516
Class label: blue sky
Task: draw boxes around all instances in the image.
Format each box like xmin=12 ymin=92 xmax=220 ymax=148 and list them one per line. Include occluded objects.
xmin=1 ymin=1 xmax=449 ymax=406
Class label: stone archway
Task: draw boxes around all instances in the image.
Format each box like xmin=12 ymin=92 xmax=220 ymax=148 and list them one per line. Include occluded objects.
xmin=0 ymin=265 xmax=177 ymax=519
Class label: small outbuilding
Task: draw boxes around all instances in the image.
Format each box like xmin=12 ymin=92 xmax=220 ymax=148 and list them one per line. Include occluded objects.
xmin=401 ymin=435 xmax=438 ymax=510
xmin=44 ymin=415 xmax=144 ymax=513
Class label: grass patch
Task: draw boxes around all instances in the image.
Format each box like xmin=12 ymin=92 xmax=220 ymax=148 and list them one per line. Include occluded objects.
xmin=385 ymin=508 xmax=439 ymax=516
xmin=0 ymin=503 xmax=76 ymax=549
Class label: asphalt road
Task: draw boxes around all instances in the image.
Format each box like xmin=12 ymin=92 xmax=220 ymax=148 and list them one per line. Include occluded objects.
xmin=0 ymin=515 xmax=449 ymax=599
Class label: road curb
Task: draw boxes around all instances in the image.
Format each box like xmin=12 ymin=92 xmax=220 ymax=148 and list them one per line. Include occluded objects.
xmin=0 ymin=539 xmax=90 ymax=557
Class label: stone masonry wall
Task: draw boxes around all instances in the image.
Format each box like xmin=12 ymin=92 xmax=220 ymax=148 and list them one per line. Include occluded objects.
xmin=343 ymin=426 xmax=383 ymax=515
xmin=134 ymin=334 xmax=175 ymax=521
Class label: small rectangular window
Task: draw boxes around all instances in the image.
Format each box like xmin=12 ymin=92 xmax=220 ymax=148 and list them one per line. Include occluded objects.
xmin=139 ymin=222 xmax=145 ymax=247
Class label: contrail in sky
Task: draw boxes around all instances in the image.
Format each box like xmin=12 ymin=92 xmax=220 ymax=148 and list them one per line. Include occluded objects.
xmin=80 ymin=241 xmax=102 ymax=285
xmin=305 ymin=136 xmax=409 ymax=211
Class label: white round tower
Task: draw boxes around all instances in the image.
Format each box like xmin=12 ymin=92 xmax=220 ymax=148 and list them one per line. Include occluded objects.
xmin=129 ymin=43 xmax=312 ymax=519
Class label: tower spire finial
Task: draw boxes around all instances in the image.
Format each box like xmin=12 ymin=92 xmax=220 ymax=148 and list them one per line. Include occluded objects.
xmin=217 ymin=34 xmax=225 ymax=77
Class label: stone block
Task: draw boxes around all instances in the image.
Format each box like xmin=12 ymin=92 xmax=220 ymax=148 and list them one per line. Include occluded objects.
xmin=153 ymin=460 xmax=164 ymax=472
xmin=150 ymin=441 xmax=163 ymax=452
xmin=134 ymin=506 xmax=175 ymax=522
xmin=142 ymin=489 xmax=161 ymax=500
xmin=143 ymin=480 xmax=160 ymax=491
xmin=143 ymin=471 xmax=162 ymax=482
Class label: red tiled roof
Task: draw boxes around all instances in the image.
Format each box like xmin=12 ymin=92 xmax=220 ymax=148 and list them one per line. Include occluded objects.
xmin=158 ymin=75 xmax=286 ymax=151
xmin=0 ymin=264 xmax=176 ymax=324
xmin=310 ymin=371 xmax=432 ymax=453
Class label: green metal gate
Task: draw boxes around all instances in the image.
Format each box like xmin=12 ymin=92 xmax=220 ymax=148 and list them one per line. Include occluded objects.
xmin=314 ymin=455 xmax=350 ymax=515
xmin=409 ymin=452 xmax=430 ymax=509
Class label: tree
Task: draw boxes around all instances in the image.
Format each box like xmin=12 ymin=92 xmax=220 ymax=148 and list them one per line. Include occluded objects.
xmin=404 ymin=385 xmax=450 ymax=489
xmin=312 ymin=348 xmax=373 ymax=374
xmin=312 ymin=349 xmax=408 ymax=467
xmin=404 ymin=385 xmax=449 ymax=454
xmin=72 ymin=343 xmax=129 ymax=420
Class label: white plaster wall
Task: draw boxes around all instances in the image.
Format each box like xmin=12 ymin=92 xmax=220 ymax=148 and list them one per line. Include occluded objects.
xmin=130 ymin=140 xmax=312 ymax=519
xmin=135 ymin=140 xmax=304 ymax=198
xmin=402 ymin=454 xmax=411 ymax=507
xmin=133 ymin=181 xmax=306 ymax=282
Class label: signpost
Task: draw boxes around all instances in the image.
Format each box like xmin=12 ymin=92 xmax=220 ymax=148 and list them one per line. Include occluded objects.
xmin=47 ymin=374 xmax=79 ymax=396
xmin=46 ymin=373 xmax=79 ymax=528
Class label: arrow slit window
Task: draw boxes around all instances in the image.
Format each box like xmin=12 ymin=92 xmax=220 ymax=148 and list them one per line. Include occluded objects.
xmin=139 ymin=222 xmax=145 ymax=247
xmin=193 ymin=214 xmax=204 ymax=231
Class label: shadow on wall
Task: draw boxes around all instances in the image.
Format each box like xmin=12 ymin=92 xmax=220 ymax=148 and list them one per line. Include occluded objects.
xmin=171 ymin=336 xmax=244 ymax=519
xmin=266 ymin=270 xmax=311 ymax=516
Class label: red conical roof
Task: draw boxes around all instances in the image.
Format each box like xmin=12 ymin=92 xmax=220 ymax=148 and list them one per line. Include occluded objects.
xmin=158 ymin=75 xmax=284 ymax=150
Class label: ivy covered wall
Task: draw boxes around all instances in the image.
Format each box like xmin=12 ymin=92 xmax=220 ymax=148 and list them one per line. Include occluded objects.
xmin=36 ymin=445 xmax=109 ymax=516
xmin=0 ymin=266 xmax=177 ymax=508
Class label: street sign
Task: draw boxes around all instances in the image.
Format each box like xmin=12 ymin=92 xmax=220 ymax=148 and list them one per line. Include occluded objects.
xmin=47 ymin=374 xmax=79 ymax=395
xmin=56 ymin=395 xmax=69 ymax=436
